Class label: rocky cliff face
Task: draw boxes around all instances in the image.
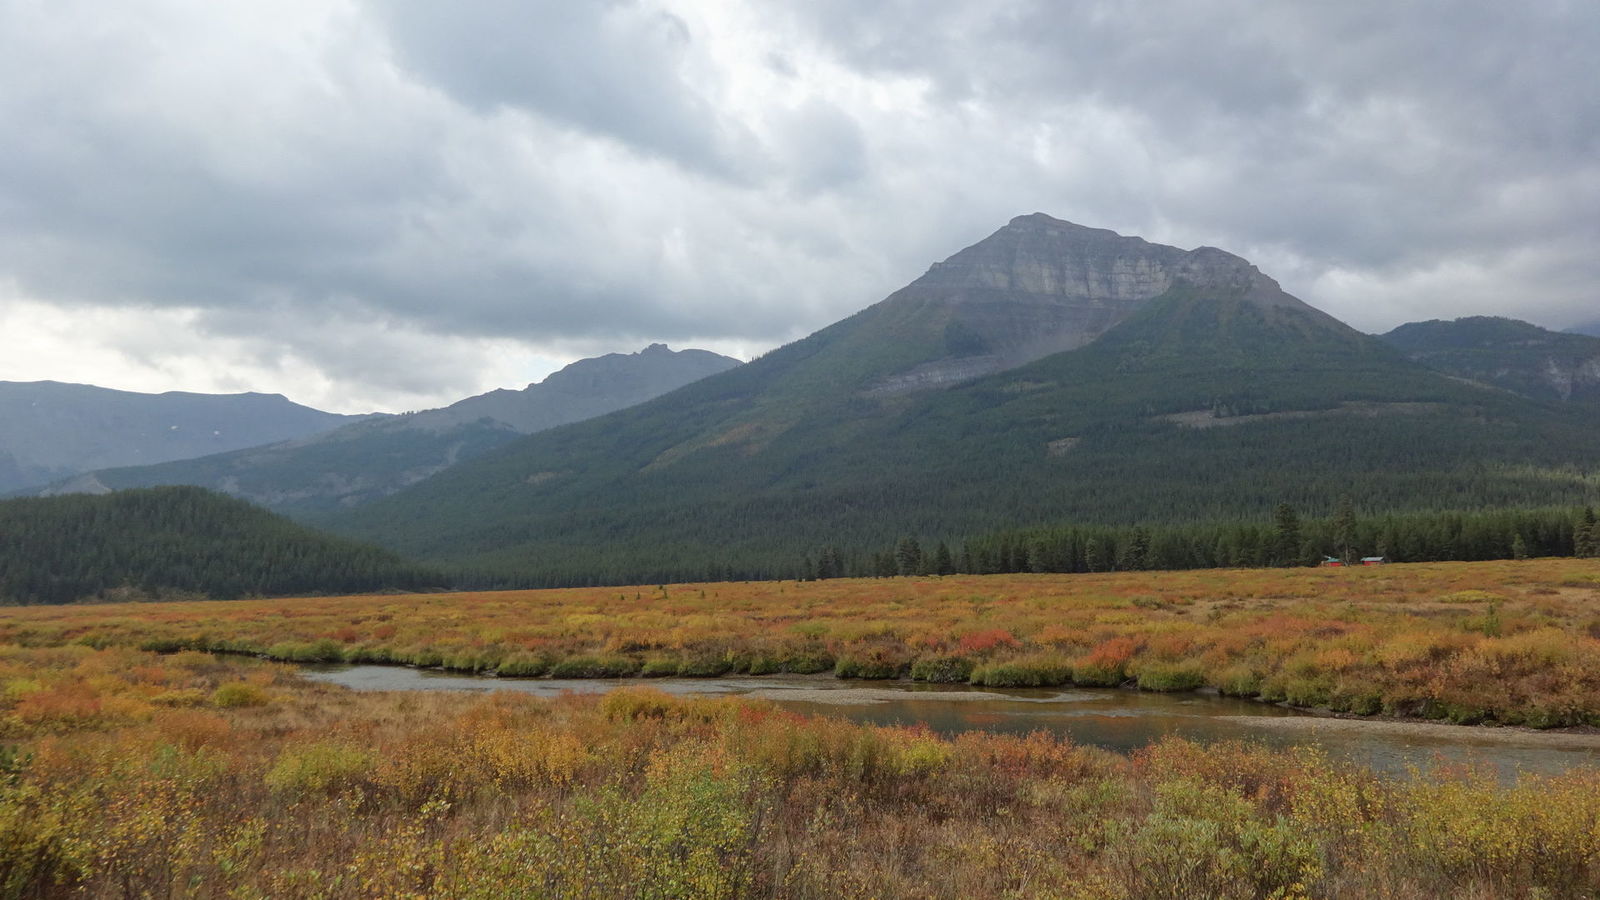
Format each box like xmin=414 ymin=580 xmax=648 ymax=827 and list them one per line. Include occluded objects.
xmin=863 ymin=213 xmax=1322 ymax=394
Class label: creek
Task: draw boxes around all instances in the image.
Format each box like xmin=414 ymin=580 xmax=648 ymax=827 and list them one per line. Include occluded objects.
xmin=303 ymin=664 xmax=1600 ymax=780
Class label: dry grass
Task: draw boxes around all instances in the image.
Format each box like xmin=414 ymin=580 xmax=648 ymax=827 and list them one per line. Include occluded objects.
xmin=2 ymin=646 xmax=1599 ymax=898
xmin=3 ymin=559 xmax=1600 ymax=725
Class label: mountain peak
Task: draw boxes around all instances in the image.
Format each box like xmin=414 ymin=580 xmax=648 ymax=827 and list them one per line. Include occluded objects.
xmin=1003 ymin=212 xmax=1128 ymax=236
xmin=856 ymin=214 xmax=1323 ymax=396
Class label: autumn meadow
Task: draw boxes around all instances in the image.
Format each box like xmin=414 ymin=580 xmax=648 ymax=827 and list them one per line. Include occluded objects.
xmin=3 ymin=559 xmax=1600 ymax=897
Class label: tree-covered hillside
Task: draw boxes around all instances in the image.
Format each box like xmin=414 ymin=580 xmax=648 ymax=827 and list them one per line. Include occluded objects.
xmin=0 ymin=487 xmax=443 ymax=604
xmin=329 ymin=285 xmax=1600 ymax=586
xmin=1381 ymin=316 xmax=1600 ymax=407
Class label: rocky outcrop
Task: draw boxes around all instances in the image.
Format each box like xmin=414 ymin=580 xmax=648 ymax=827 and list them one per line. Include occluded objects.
xmin=1543 ymin=356 xmax=1600 ymax=402
xmin=865 ymin=214 xmax=1322 ymax=395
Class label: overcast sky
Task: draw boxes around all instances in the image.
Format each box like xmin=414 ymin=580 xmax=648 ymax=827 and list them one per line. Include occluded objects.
xmin=2 ymin=1 xmax=1595 ymax=413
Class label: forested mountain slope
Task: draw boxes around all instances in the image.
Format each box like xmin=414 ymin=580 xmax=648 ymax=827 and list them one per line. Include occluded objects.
xmin=327 ymin=217 xmax=1600 ymax=585
xmin=36 ymin=345 xmax=739 ymax=515
xmin=1381 ymin=317 xmax=1600 ymax=408
xmin=0 ymin=487 xmax=441 ymax=605
xmin=0 ymin=382 xmax=367 ymax=494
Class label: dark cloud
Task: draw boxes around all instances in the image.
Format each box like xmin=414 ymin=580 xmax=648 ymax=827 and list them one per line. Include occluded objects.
xmin=0 ymin=0 xmax=1595 ymax=410
xmin=365 ymin=0 xmax=753 ymax=176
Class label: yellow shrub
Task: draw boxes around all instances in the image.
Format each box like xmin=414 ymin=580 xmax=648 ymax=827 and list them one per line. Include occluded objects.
xmin=264 ymin=741 xmax=374 ymax=795
xmin=210 ymin=682 xmax=270 ymax=708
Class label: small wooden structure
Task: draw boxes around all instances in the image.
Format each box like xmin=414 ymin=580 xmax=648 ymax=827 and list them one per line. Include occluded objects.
xmin=1360 ymin=556 xmax=1387 ymax=566
xmin=1320 ymin=556 xmax=1345 ymax=567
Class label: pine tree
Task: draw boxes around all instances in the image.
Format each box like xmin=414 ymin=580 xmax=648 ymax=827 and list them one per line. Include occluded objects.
xmin=895 ymin=536 xmax=924 ymax=576
xmin=1512 ymin=533 xmax=1528 ymax=560
xmin=932 ymin=542 xmax=955 ymax=576
xmin=1577 ymin=509 xmax=1598 ymax=558
xmin=816 ymin=546 xmax=843 ymax=579
xmin=1331 ymin=495 xmax=1357 ymax=563
xmin=1271 ymin=503 xmax=1302 ymax=567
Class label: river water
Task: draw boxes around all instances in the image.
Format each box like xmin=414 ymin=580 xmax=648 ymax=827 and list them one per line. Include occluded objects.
xmin=303 ymin=664 xmax=1600 ymax=780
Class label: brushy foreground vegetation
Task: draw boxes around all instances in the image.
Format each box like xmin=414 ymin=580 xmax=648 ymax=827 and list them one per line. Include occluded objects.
xmin=4 ymin=560 xmax=1600 ymax=727
xmin=3 ymin=646 xmax=1599 ymax=898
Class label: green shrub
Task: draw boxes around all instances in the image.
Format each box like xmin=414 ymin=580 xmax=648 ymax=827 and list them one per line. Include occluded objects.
xmin=744 ymin=653 xmax=782 ymax=675
xmin=495 ymin=653 xmax=548 ymax=677
xmin=833 ymin=650 xmax=908 ymax=680
xmin=970 ymin=655 xmax=1072 ymax=687
xmin=265 ymin=639 xmax=343 ymax=663
xmin=1213 ymin=665 xmax=1262 ymax=697
xmin=909 ymin=655 xmax=974 ymax=683
xmin=1328 ymin=681 xmax=1383 ymax=715
xmin=677 ymin=654 xmax=733 ymax=677
xmin=151 ymin=688 xmax=208 ymax=707
xmin=1275 ymin=676 xmax=1334 ymax=709
xmin=1072 ymin=661 xmax=1127 ymax=687
xmin=341 ymin=644 xmax=394 ymax=664
xmin=264 ymin=741 xmax=374 ymax=796
xmin=782 ymin=650 xmax=835 ymax=674
xmin=138 ymin=637 xmax=195 ymax=653
xmin=211 ymin=682 xmax=270 ymax=708
xmin=406 ymin=647 xmax=445 ymax=668
xmin=444 ymin=648 xmax=504 ymax=673
xmin=1136 ymin=661 xmax=1205 ymax=692
xmin=639 ymin=657 xmax=680 ymax=678
xmin=1109 ymin=779 xmax=1322 ymax=899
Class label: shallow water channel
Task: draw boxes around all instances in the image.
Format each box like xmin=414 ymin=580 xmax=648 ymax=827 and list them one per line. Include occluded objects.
xmin=304 ymin=664 xmax=1600 ymax=780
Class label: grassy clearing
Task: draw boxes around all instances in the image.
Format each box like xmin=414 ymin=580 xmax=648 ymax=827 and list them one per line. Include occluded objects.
xmin=1 ymin=646 xmax=1598 ymax=898
xmin=4 ymin=559 xmax=1600 ymax=726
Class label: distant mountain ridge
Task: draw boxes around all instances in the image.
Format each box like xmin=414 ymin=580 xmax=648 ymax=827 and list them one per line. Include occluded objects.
xmin=0 ymin=382 xmax=368 ymax=494
xmin=37 ymin=344 xmax=740 ymax=514
xmin=324 ymin=214 xmax=1600 ymax=585
xmin=1380 ymin=316 xmax=1600 ymax=407
xmin=386 ymin=344 xmax=738 ymax=434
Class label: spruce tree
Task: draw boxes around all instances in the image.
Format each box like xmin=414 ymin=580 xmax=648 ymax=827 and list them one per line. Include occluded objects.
xmin=1271 ymin=503 xmax=1302 ymax=567
xmin=1577 ymin=509 xmax=1599 ymax=558
xmin=1331 ymin=495 xmax=1357 ymax=563
xmin=895 ymin=537 xmax=924 ymax=576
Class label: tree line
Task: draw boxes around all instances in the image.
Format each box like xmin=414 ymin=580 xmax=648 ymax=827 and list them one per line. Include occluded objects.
xmin=806 ymin=503 xmax=1600 ymax=580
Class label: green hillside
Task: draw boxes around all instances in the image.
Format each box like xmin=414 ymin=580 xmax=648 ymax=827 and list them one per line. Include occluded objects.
xmin=329 ymin=281 xmax=1600 ymax=586
xmin=0 ymin=487 xmax=444 ymax=604
xmin=1381 ymin=316 xmax=1600 ymax=407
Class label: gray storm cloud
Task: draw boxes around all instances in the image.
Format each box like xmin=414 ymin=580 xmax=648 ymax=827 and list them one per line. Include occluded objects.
xmin=0 ymin=0 xmax=1594 ymax=410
